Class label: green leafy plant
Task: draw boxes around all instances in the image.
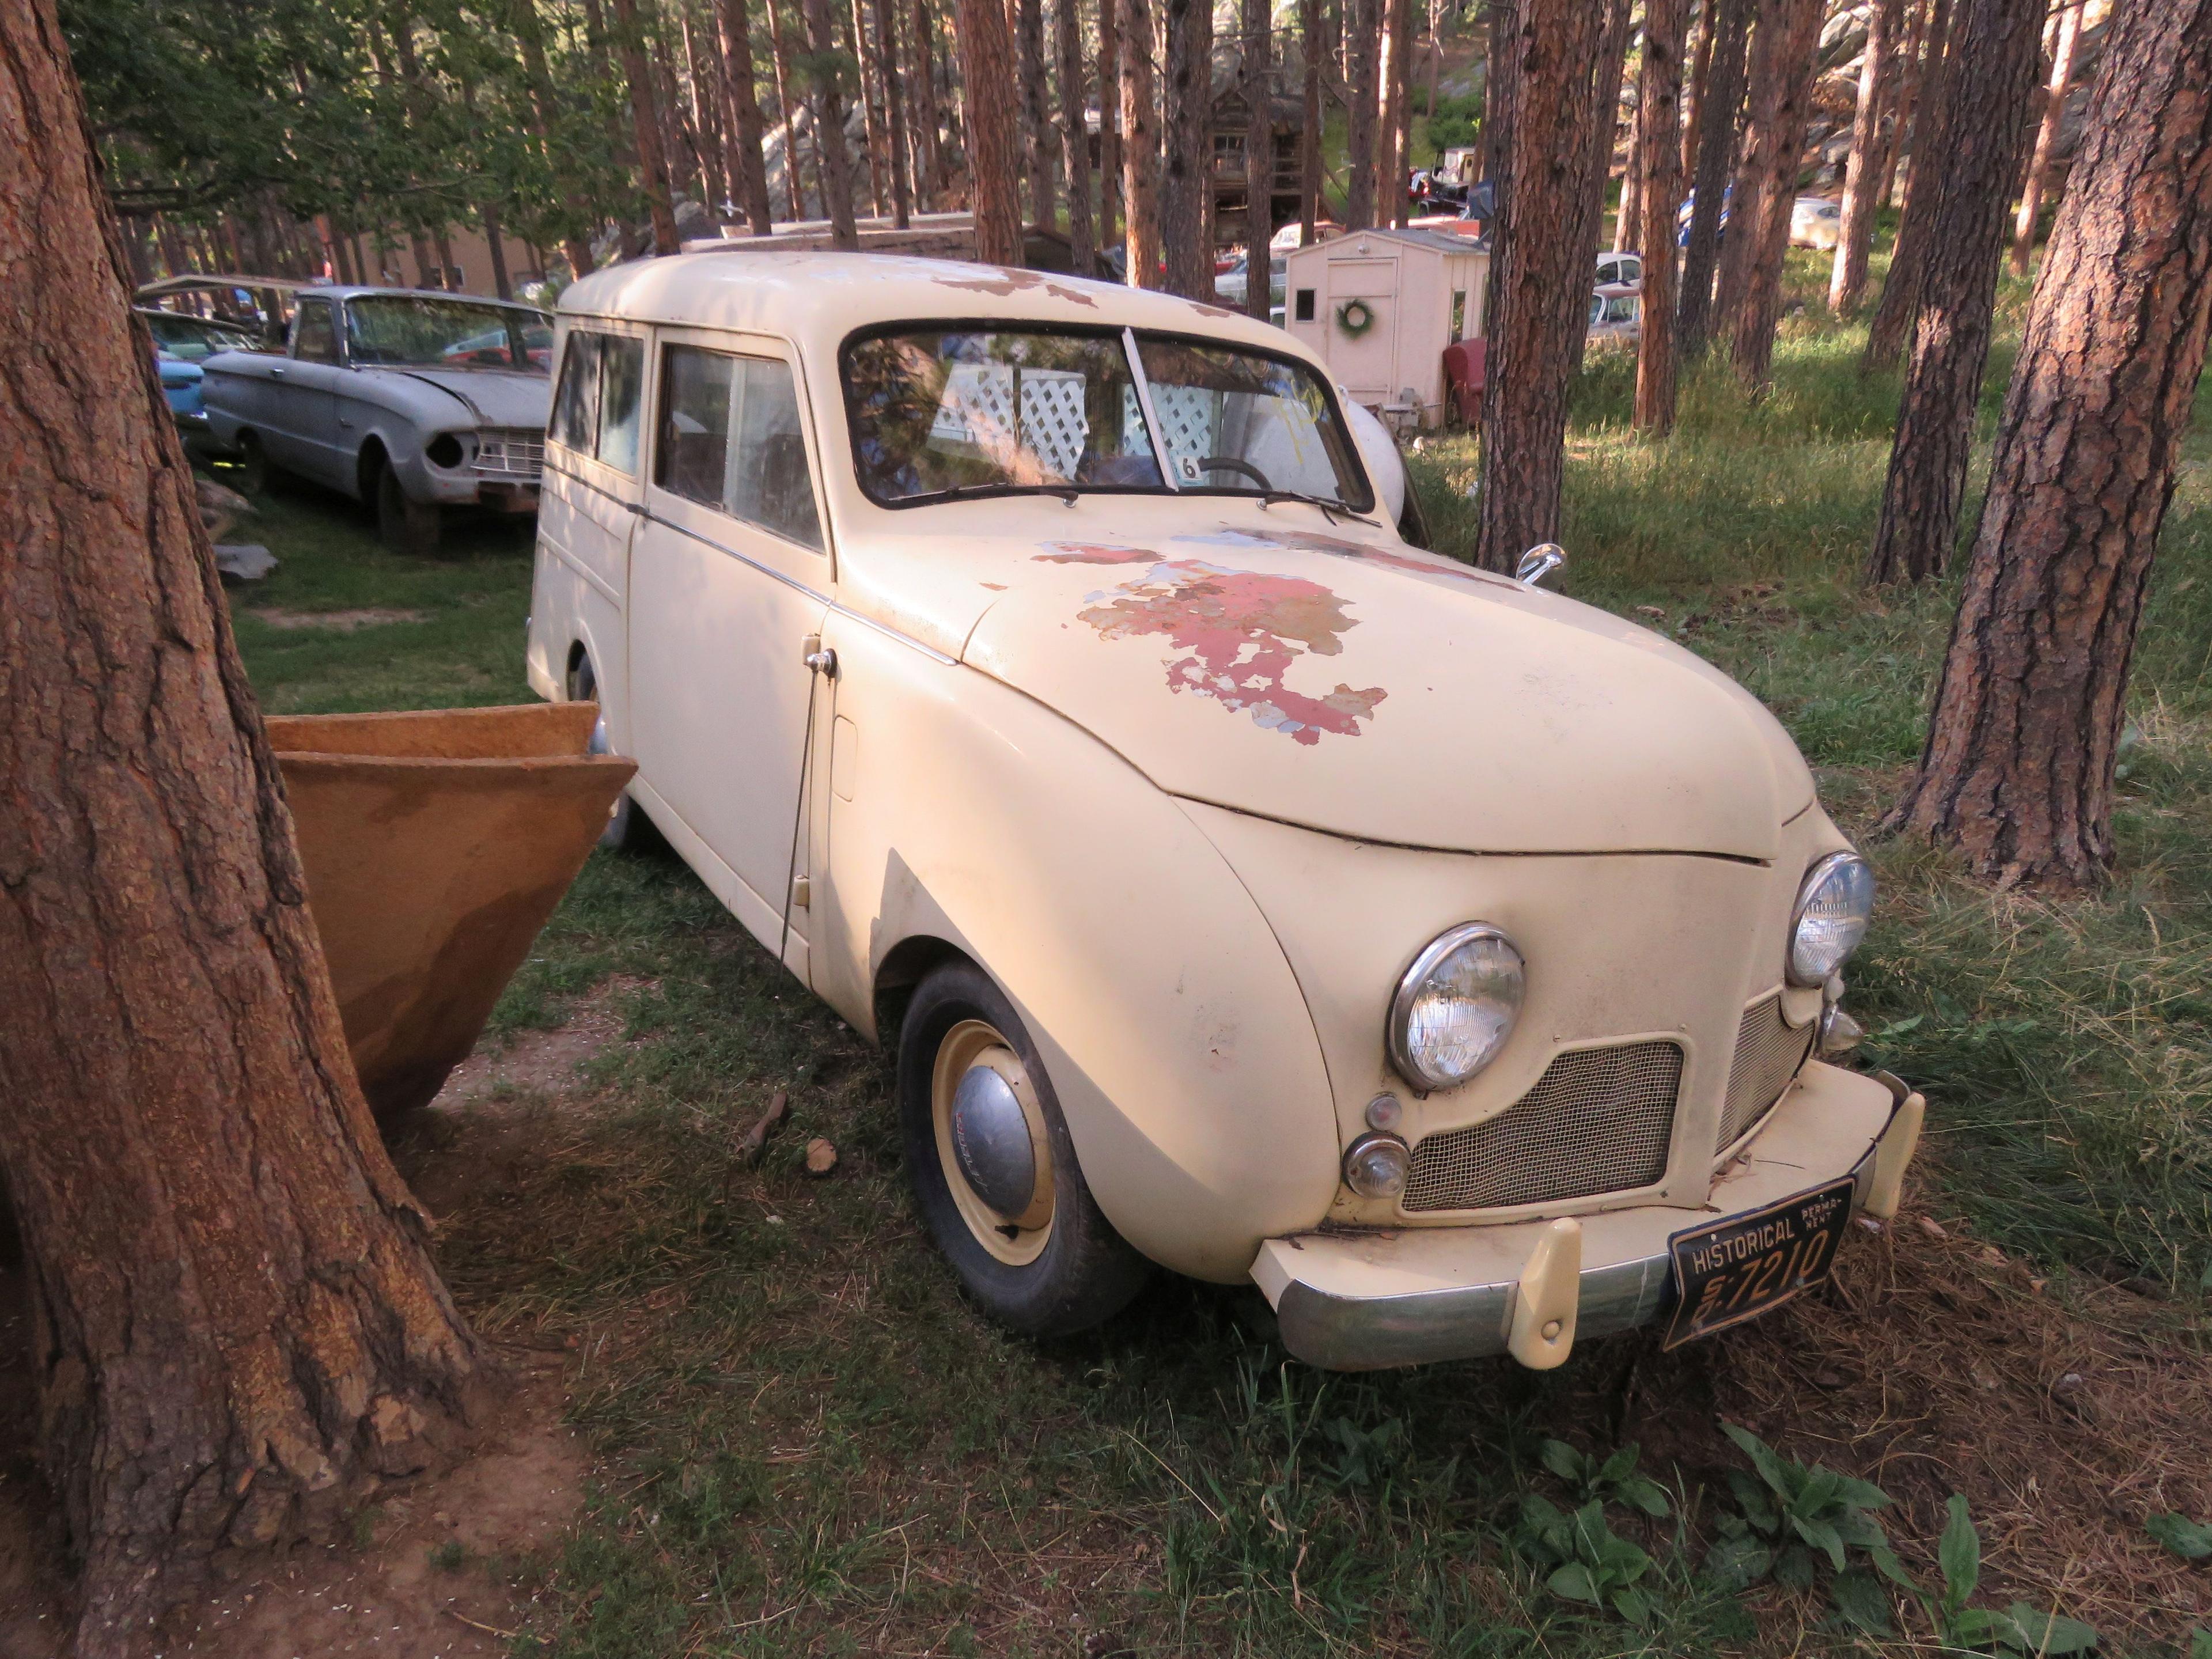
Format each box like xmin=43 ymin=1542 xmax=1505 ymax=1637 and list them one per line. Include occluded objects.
xmin=1704 ymin=1421 xmax=1904 ymax=1633
xmin=1919 ymin=1496 xmax=2099 ymax=1654
xmin=2151 ymin=1512 xmax=2212 ymax=1561
xmin=1539 ymin=1439 xmax=1672 ymax=1517
xmin=1517 ymin=1494 xmax=1660 ymax=1625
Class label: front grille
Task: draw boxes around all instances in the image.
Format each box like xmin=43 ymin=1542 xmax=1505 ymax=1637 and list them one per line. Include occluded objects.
xmin=474 ymin=428 xmax=546 ymax=478
xmin=1403 ymin=1041 xmax=1683 ymax=1213
xmin=1716 ymin=995 xmax=1816 ymax=1154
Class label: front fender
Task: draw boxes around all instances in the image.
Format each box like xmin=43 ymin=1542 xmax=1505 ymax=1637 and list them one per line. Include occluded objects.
xmin=813 ymin=617 xmax=1341 ymax=1282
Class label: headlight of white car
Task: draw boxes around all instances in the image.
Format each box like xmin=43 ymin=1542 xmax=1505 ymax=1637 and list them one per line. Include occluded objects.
xmin=1388 ymin=923 xmax=1525 ymax=1092
xmin=1788 ymin=852 xmax=1876 ymax=987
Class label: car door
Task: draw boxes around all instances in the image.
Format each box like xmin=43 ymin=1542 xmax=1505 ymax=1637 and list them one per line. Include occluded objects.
xmin=267 ymin=297 xmax=348 ymax=486
xmin=627 ymin=331 xmax=832 ymax=964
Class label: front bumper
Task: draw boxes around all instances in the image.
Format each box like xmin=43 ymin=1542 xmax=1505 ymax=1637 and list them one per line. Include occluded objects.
xmin=1251 ymin=1060 xmax=1922 ymax=1371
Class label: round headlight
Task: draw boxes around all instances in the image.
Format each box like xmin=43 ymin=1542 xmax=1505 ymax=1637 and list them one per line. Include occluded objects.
xmin=1789 ymin=852 xmax=1875 ymax=986
xmin=1388 ymin=923 xmax=1525 ymax=1092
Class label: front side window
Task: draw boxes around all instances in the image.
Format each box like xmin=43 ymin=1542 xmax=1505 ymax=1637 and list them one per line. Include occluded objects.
xmin=344 ymin=296 xmax=551 ymax=372
xmin=550 ymin=332 xmax=601 ymax=452
xmin=597 ymin=336 xmax=644 ymax=473
xmin=842 ymin=327 xmax=1369 ymax=510
xmin=293 ymin=301 xmax=339 ymax=363
xmin=656 ymin=344 xmax=821 ymax=549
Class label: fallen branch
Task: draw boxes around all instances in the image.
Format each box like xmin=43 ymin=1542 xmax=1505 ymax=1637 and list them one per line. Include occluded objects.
xmin=736 ymin=1090 xmax=790 ymax=1168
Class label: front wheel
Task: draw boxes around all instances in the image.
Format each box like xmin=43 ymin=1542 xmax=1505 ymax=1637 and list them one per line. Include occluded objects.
xmin=898 ymin=961 xmax=1149 ymax=1336
xmin=376 ymin=461 xmax=444 ymax=557
xmin=235 ymin=430 xmax=282 ymax=497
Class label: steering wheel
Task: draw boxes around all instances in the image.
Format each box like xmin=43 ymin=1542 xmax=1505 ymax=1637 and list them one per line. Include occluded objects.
xmin=1194 ymin=455 xmax=1274 ymax=491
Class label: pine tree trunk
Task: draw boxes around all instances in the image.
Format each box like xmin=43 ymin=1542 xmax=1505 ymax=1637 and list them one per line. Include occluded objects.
xmin=0 ymin=6 xmax=484 ymax=1651
xmin=911 ymin=0 xmax=945 ymax=203
xmin=876 ymin=0 xmax=915 ymax=225
xmin=1830 ymin=0 xmax=1902 ymax=311
xmin=512 ymin=0 xmax=601 ymax=271
xmin=1161 ymin=0 xmax=1212 ymax=296
xmin=1056 ymin=0 xmax=1095 ymax=268
xmin=1018 ymin=0 xmax=1058 ymax=230
xmin=1677 ymin=0 xmax=1748 ymax=355
xmin=958 ymin=0 xmax=1024 ymax=259
xmin=851 ymin=0 xmax=889 ymax=214
xmin=480 ymin=200 xmax=513 ymax=296
xmin=1392 ymin=0 xmax=1417 ymax=226
xmin=1613 ymin=127 xmax=1642 ymax=251
xmin=1728 ymin=0 xmax=1821 ymax=388
xmin=717 ymin=0 xmax=779 ymax=230
xmin=1244 ymin=0 xmax=1274 ymax=315
xmin=1862 ymin=0 xmax=2042 ymax=584
xmin=1120 ymin=0 xmax=1161 ymax=282
xmin=2010 ymin=0 xmax=2082 ymax=274
xmin=1475 ymin=0 xmax=1625 ymax=572
xmin=1635 ymin=0 xmax=1687 ymax=433
xmin=801 ymin=0 xmax=862 ymax=244
xmin=1099 ymin=0 xmax=1124 ymax=249
xmin=1344 ymin=0 xmax=1378 ymax=226
xmin=1374 ymin=0 xmax=1411 ymax=228
xmin=1885 ymin=0 xmax=2212 ymax=885
xmin=1567 ymin=0 xmax=1637 ymax=376
xmin=1299 ymin=0 xmax=1321 ymax=241
xmin=611 ymin=0 xmax=685 ymax=250
xmin=1863 ymin=0 xmax=1955 ymax=368
xmin=1681 ymin=0 xmax=1716 ymax=176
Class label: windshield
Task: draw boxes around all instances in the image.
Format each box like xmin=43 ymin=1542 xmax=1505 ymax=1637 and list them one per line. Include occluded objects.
xmin=843 ymin=326 xmax=1369 ymax=509
xmin=142 ymin=312 xmax=256 ymax=361
xmin=344 ymin=297 xmax=553 ymax=372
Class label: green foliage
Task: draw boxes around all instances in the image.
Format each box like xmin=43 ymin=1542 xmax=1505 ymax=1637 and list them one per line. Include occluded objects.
xmin=1421 ymin=90 xmax=1483 ymax=157
xmin=1919 ymin=1498 xmax=2099 ymax=1654
xmin=1516 ymin=1496 xmax=1660 ymax=1626
xmin=2152 ymin=1512 xmax=2212 ymax=1561
xmin=1705 ymin=1423 xmax=1904 ymax=1632
xmin=1538 ymin=1439 xmax=1672 ymax=1518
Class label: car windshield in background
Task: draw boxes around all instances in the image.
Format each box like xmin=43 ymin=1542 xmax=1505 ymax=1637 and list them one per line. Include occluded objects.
xmin=344 ymin=297 xmax=552 ymax=372
xmin=843 ymin=327 xmax=1367 ymax=509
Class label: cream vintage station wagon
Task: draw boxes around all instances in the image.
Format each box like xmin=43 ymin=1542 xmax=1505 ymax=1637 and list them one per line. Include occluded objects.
xmin=525 ymin=252 xmax=1925 ymax=1370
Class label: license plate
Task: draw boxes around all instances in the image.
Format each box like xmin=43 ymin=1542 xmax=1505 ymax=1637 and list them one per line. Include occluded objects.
xmin=1661 ymin=1177 xmax=1855 ymax=1350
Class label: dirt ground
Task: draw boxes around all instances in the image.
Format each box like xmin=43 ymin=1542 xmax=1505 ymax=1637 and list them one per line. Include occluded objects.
xmin=0 ymin=1010 xmax=619 ymax=1659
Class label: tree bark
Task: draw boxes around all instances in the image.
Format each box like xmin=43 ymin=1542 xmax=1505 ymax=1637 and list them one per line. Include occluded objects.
xmin=1636 ymin=0 xmax=1687 ymax=433
xmin=852 ymin=0 xmax=890 ymax=213
xmin=1299 ymin=0 xmax=1321 ymax=241
xmin=0 ymin=5 xmax=484 ymax=1652
xmin=1677 ymin=0 xmax=1749 ymax=355
xmin=912 ymin=0 xmax=946 ymax=203
xmin=1375 ymin=0 xmax=1412 ymax=227
xmin=611 ymin=0 xmax=686 ymax=251
xmin=1057 ymin=0 xmax=1095 ymax=269
xmin=1119 ymin=0 xmax=1161 ymax=282
xmin=1863 ymin=0 xmax=1955 ymax=368
xmin=1475 ymin=0 xmax=1628 ymax=573
xmin=1830 ymin=0 xmax=1903 ymax=312
xmin=717 ymin=0 xmax=780 ymax=230
xmin=1728 ymin=0 xmax=1823 ymax=388
xmin=1161 ymin=0 xmax=1212 ymax=296
xmin=2010 ymin=0 xmax=2082 ymax=274
xmin=1344 ymin=0 xmax=1379 ymax=226
xmin=1862 ymin=0 xmax=2043 ymax=584
xmin=1099 ymin=0 xmax=1124 ymax=248
xmin=1244 ymin=0 xmax=1274 ymax=314
xmin=1711 ymin=0 xmax=1789 ymax=339
xmin=763 ymin=0 xmax=808 ymax=215
xmin=801 ymin=0 xmax=862 ymax=244
xmin=1681 ymin=0 xmax=1717 ymax=177
xmin=1885 ymin=0 xmax=2212 ymax=885
xmin=1613 ymin=121 xmax=1642 ymax=251
xmin=876 ymin=0 xmax=915 ymax=225
xmin=1567 ymin=0 xmax=1637 ymax=374
xmin=1018 ymin=0 xmax=1058 ymax=230
xmin=480 ymin=199 xmax=513 ymax=297
xmin=958 ymin=0 xmax=1025 ymax=259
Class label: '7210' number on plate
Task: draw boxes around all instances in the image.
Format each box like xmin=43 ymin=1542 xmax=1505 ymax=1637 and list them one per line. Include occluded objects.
xmin=1661 ymin=1178 xmax=1855 ymax=1350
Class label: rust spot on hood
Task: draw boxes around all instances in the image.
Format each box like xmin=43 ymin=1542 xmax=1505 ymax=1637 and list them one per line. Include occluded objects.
xmin=1036 ymin=546 xmax=1387 ymax=744
xmin=933 ymin=267 xmax=1100 ymax=308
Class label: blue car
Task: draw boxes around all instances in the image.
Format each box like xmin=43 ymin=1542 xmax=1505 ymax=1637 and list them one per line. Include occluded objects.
xmin=138 ymin=307 xmax=260 ymax=437
xmin=1677 ymin=185 xmax=1734 ymax=247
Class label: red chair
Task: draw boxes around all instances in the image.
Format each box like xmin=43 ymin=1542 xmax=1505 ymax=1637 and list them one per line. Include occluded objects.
xmin=1442 ymin=339 xmax=1486 ymax=426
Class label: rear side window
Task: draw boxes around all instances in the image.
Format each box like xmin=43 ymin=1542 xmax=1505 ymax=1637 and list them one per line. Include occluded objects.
xmin=293 ymin=301 xmax=339 ymax=364
xmin=656 ymin=344 xmax=821 ymax=550
xmin=549 ymin=330 xmax=645 ymax=476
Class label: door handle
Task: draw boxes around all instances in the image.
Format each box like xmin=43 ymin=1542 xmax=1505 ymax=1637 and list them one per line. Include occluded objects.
xmin=624 ymin=501 xmax=645 ymax=516
xmin=338 ymin=417 xmax=354 ymax=429
xmin=270 ymin=365 xmax=286 ymax=376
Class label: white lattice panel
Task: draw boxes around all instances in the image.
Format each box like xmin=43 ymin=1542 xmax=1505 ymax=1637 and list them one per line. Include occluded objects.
xmin=1149 ymin=385 xmax=1224 ymax=463
xmin=929 ymin=363 xmax=1090 ymax=479
xmin=1017 ymin=370 xmax=1088 ymax=478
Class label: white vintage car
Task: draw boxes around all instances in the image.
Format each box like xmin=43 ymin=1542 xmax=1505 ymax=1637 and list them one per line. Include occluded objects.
xmin=525 ymin=252 xmax=1924 ymax=1370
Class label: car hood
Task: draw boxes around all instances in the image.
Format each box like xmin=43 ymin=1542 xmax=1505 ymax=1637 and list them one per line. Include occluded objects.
xmin=946 ymin=522 xmax=1813 ymax=859
xmin=364 ymin=366 xmax=549 ymax=429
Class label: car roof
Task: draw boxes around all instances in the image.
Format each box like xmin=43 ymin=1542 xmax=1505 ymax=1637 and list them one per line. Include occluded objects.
xmin=556 ymin=251 xmax=1301 ymax=358
xmin=296 ymin=285 xmax=550 ymax=312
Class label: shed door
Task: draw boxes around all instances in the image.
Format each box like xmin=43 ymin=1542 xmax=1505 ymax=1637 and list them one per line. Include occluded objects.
xmin=1325 ymin=257 xmax=1399 ymax=403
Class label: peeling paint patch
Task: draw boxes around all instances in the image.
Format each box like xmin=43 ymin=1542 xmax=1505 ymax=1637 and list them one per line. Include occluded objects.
xmin=1179 ymin=527 xmax=1495 ymax=585
xmin=933 ymin=267 xmax=1100 ymax=308
xmin=1055 ymin=555 xmax=1386 ymax=745
xmin=979 ymin=581 xmax=1009 ymax=590
xmin=1035 ymin=541 xmax=1165 ymax=565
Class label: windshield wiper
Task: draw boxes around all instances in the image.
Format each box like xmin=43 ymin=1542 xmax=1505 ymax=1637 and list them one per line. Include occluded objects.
xmin=898 ymin=483 xmax=1081 ymax=507
xmin=1258 ymin=490 xmax=1377 ymax=527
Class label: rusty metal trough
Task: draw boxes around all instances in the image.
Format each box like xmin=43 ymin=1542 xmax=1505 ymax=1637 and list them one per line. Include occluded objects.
xmin=266 ymin=703 xmax=636 ymax=1120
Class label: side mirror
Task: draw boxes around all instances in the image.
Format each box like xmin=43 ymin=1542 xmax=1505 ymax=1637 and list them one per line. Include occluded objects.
xmin=1516 ymin=543 xmax=1566 ymax=589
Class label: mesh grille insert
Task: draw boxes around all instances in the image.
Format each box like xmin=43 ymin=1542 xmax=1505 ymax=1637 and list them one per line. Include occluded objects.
xmin=1717 ymin=995 xmax=1815 ymax=1154
xmin=1403 ymin=1041 xmax=1683 ymax=1213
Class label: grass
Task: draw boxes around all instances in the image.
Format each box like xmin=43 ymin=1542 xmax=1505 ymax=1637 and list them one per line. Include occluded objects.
xmin=221 ymin=248 xmax=2212 ymax=1654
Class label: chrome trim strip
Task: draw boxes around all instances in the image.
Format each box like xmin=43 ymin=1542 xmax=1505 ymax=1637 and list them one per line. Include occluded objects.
xmin=1274 ymin=1141 xmax=1886 ymax=1372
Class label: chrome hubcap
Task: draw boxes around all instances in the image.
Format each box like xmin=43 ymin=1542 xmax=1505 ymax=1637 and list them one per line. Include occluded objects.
xmin=950 ymin=1063 xmax=1037 ymax=1219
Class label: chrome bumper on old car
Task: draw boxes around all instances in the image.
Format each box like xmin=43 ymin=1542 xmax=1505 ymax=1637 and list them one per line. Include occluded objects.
xmin=1251 ymin=1062 xmax=1923 ymax=1372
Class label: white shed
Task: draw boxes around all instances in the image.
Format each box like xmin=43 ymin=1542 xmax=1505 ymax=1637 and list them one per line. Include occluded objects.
xmin=1281 ymin=226 xmax=1489 ymax=429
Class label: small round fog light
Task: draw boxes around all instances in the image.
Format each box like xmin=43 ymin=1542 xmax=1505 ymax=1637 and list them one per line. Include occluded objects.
xmin=1343 ymin=1131 xmax=1411 ymax=1199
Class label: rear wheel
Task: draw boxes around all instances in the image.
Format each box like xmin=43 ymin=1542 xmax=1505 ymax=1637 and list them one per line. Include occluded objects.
xmin=898 ymin=961 xmax=1148 ymax=1336
xmin=570 ymin=655 xmax=641 ymax=851
xmin=376 ymin=461 xmax=444 ymax=557
xmin=234 ymin=431 xmax=281 ymax=497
